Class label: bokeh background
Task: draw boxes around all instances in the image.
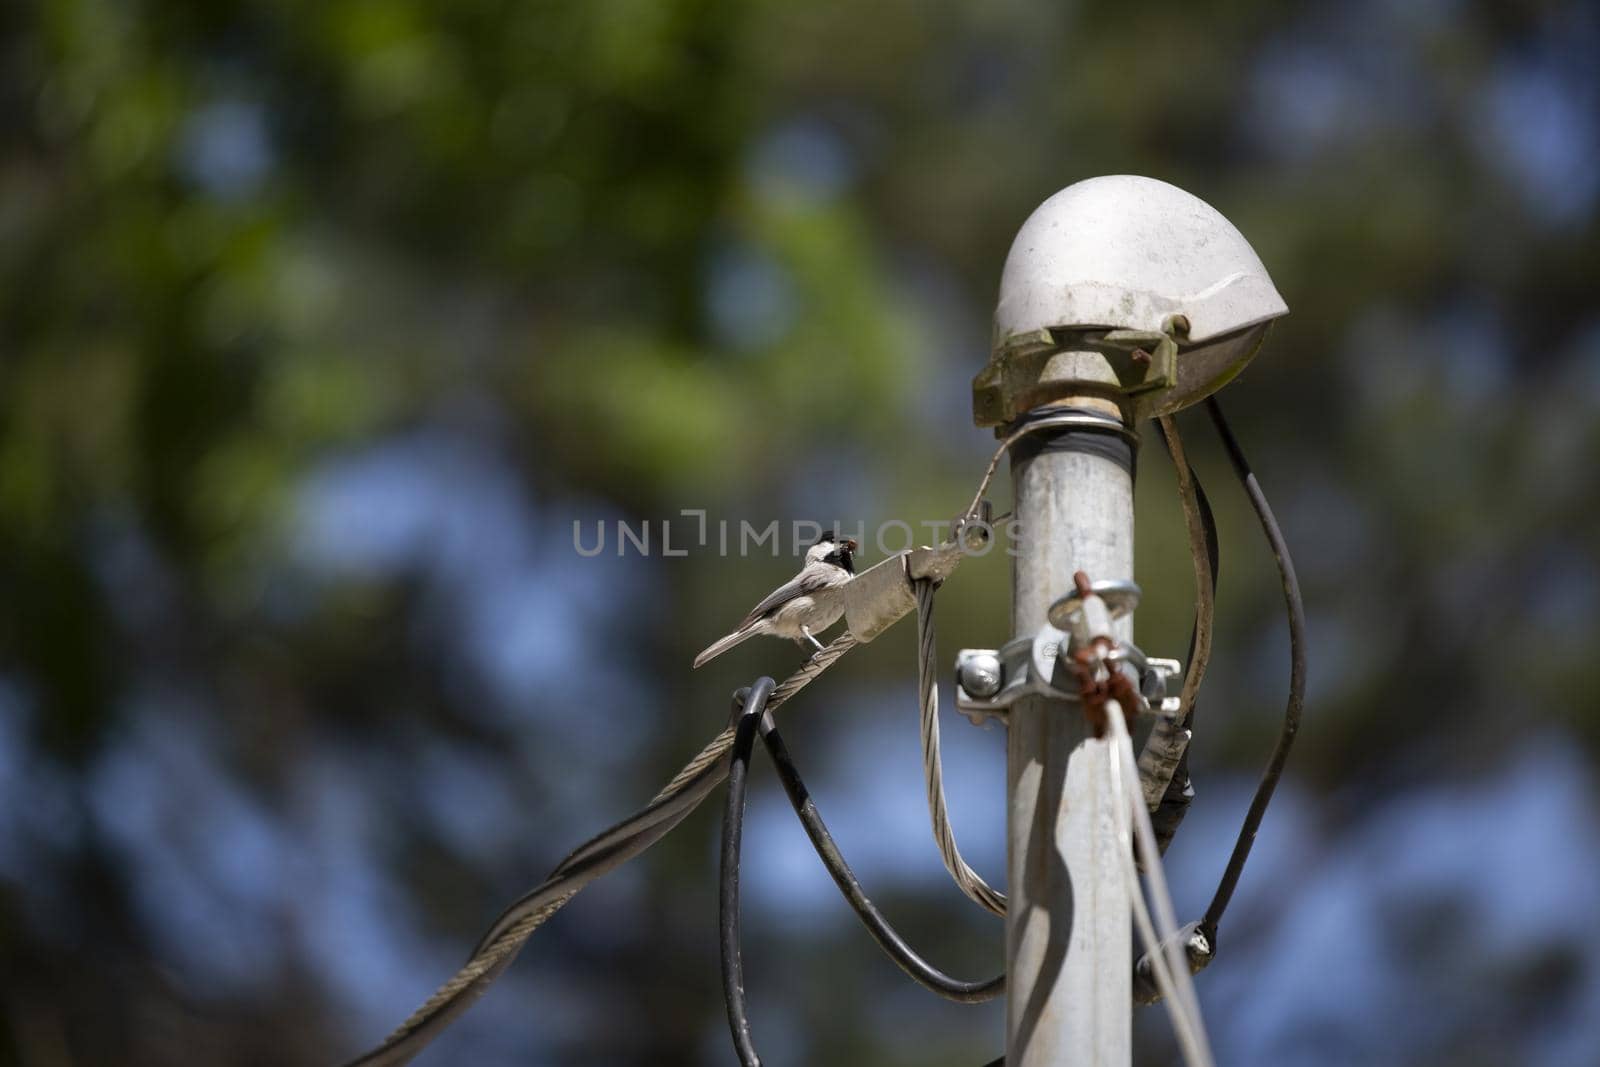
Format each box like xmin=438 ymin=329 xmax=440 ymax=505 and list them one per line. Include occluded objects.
xmin=3 ymin=1 xmax=1598 ymax=1064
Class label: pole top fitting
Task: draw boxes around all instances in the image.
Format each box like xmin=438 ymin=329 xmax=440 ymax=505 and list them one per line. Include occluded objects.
xmin=974 ymin=175 xmax=1288 ymax=428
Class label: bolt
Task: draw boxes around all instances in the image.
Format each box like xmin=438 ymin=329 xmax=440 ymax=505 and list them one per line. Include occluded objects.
xmin=959 ymin=653 xmax=1004 ymax=699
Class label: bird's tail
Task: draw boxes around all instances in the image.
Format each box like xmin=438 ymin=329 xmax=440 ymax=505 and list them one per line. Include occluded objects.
xmin=693 ymin=627 xmax=757 ymax=669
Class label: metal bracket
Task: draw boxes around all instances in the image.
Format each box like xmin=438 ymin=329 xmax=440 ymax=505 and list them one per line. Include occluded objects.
xmin=1099 ymin=329 xmax=1178 ymax=397
xmin=971 ymin=327 xmax=1179 ymax=427
xmin=841 ymin=519 xmax=991 ymax=644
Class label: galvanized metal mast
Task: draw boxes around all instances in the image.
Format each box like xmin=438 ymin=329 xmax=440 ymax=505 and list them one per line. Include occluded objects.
xmin=974 ymin=176 xmax=1289 ymax=1066
xmin=1006 ymin=404 xmax=1136 ymax=1065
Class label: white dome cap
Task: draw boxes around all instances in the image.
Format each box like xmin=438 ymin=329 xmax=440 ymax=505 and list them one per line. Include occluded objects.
xmin=994 ymin=175 xmax=1287 ymax=350
xmin=977 ymin=175 xmax=1288 ymax=422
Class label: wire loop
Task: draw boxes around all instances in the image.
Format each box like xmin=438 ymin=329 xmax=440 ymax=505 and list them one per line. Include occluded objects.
xmin=758 ymin=713 xmax=1004 ymax=1002
xmin=720 ymin=680 xmax=773 ymax=1067
xmin=342 ymin=397 xmax=1303 ymax=1065
xmin=1198 ymin=396 xmax=1306 ymax=938
xmin=916 ymin=578 xmax=1008 ymax=916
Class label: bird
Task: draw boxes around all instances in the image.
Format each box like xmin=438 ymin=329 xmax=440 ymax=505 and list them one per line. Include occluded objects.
xmin=693 ymin=532 xmax=858 ymax=668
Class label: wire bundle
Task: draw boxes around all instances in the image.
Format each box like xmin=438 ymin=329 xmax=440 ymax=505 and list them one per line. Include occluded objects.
xmin=342 ymin=636 xmax=857 ymax=1067
xmin=339 ymin=397 xmax=1304 ymax=1067
xmin=902 ymin=399 xmax=1305 ymax=1064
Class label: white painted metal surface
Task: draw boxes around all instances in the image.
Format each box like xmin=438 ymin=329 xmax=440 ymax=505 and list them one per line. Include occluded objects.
xmin=994 ymin=175 xmax=1287 ymax=347
xmin=992 ymin=175 xmax=1288 ymax=417
xmin=1006 ymin=433 xmax=1135 ymax=1067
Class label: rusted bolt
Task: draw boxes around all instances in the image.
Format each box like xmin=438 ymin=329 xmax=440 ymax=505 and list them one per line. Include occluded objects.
xmin=1067 ymin=636 xmax=1117 ymax=738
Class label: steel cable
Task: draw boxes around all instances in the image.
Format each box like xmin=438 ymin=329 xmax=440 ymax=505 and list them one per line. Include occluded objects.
xmin=341 ymin=400 xmax=1281 ymax=1060
xmin=346 ymin=403 xmax=1058 ymax=1065
xmin=341 ymin=635 xmax=857 ymax=1067
xmin=915 ymin=578 xmax=1008 ymax=916
xmin=1109 ymin=707 xmax=1214 ymax=1066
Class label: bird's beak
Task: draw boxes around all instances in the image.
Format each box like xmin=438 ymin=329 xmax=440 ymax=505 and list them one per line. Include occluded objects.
xmin=843 ymin=538 xmax=859 ymax=552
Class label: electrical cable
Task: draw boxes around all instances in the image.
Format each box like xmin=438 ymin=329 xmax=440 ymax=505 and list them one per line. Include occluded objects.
xmin=722 ymin=684 xmax=1005 ymax=1067
xmin=1109 ymin=708 xmax=1214 ymax=1067
xmin=720 ymin=679 xmax=773 ymax=1067
xmin=347 ymin=415 xmax=1023 ymax=1064
xmin=1198 ymin=396 xmax=1306 ymax=940
xmin=1142 ymin=415 xmax=1220 ymax=853
xmin=756 ymin=712 xmax=1004 ymax=1003
xmin=343 ymin=401 xmax=1292 ymax=1063
xmin=964 ymin=423 xmax=1036 ymax=521
xmin=345 ymin=404 xmax=1042 ymax=1065
xmin=964 ymin=410 xmax=1128 ymax=522
xmin=1158 ymin=414 xmax=1218 ymax=726
xmin=341 ymin=636 xmax=856 ymax=1067
xmin=915 ymin=578 xmax=1008 ymax=916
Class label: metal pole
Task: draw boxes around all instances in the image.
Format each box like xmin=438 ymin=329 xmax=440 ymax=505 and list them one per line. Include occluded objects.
xmin=981 ymin=173 xmax=1286 ymax=1065
xmin=1006 ymin=404 xmax=1135 ymax=1066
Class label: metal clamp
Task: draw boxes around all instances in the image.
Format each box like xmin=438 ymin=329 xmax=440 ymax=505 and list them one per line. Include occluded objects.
xmin=1048 ymin=578 xmax=1141 ymax=631
xmin=841 ymin=519 xmax=991 ymax=644
xmin=954 ymin=578 xmax=1182 ymax=726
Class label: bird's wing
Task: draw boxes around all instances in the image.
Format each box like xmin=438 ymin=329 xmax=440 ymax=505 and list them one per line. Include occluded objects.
xmin=696 ymin=564 xmax=850 ymax=669
xmin=739 ymin=564 xmax=839 ymax=628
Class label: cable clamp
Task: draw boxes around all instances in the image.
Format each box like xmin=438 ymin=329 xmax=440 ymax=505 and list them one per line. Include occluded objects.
xmin=842 ymin=514 xmax=992 ymax=644
xmin=954 ymin=575 xmax=1182 ymax=727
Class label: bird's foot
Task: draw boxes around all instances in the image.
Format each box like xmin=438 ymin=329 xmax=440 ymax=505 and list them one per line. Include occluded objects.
xmin=801 ymin=626 xmax=826 ymax=654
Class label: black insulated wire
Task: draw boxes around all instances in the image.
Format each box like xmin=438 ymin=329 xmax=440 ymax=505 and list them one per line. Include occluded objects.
xmin=1199 ymin=396 xmax=1307 ymax=939
xmin=722 ymin=679 xmax=1002 ymax=1067
xmin=350 ymin=401 xmax=1298 ymax=1060
xmin=720 ymin=678 xmax=773 ymax=1067
xmin=756 ymin=714 xmax=1004 ymax=1004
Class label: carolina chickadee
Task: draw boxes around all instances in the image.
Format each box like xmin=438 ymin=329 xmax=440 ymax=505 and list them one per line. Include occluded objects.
xmin=693 ymin=532 xmax=858 ymax=668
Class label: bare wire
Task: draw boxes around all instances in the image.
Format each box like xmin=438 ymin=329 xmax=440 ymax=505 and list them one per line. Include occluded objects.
xmin=963 ymin=412 xmax=1096 ymax=522
xmin=916 ymin=578 xmax=1007 ymax=916
xmin=1112 ymin=724 xmax=1203 ymax=1060
xmin=1109 ymin=709 xmax=1214 ymax=1066
xmin=343 ymin=402 xmax=1269 ymax=1064
xmin=348 ymin=400 xmax=1042 ymax=1065
xmin=963 ymin=424 xmax=1034 ymax=521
